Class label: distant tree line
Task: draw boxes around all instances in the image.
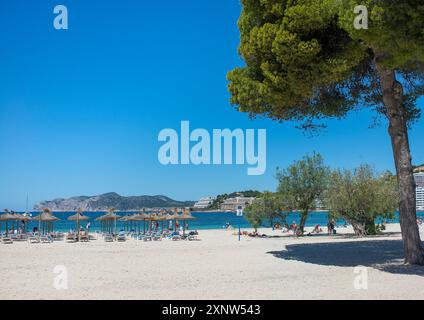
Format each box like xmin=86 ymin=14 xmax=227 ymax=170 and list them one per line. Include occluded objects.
xmin=244 ymin=153 xmax=399 ymax=236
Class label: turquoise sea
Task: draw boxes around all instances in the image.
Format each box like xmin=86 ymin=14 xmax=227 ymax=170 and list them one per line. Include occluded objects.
xmin=1 ymin=211 xmax=424 ymax=232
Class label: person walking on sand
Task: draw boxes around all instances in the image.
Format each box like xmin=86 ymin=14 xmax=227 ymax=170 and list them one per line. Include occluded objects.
xmin=290 ymin=221 xmax=297 ymax=236
xmin=327 ymin=219 xmax=335 ymax=235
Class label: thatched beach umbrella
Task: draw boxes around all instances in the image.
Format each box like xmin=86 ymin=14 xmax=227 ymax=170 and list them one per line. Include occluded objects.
xmin=157 ymin=209 xmax=167 ymax=233
xmin=120 ymin=214 xmax=136 ymax=232
xmin=131 ymin=211 xmax=144 ymax=234
xmin=0 ymin=209 xmax=20 ymax=236
xmin=129 ymin=214 xmax=139 ymax=232
xmin=165 ymin=210 xmax=176 ymax=231
xmin=138 ymin=208 xmax=151 ymax=234
xmin=151 ymin=210 xmax=162 ymax=229
xmin=179 ymin=209 xmax=196 ymax=236
xmin=17 ymin=213 xmax=32 ymax=233
xmin=119 ymin=215 xmax=129 ymax=231
xmin=96 ymin=208 xmax=120 ymax=235
xmin=165 ymin=208 xmax=180 ymax=232
xmin=143 ymin=211 xmax=152 ymax=233
xmin=32 ymin=209 xmax=60 ymax=235
xmin=68 ymin=210 xmax=90 ymax=241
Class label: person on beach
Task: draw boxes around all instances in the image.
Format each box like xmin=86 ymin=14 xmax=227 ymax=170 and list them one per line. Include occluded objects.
xmin=309 ymin=224 xmax=322 ymax=235
xmin=327 ymin=220 xmax=335 ymax=235
xmin=290 ymin=221 xmax=297 ymax=235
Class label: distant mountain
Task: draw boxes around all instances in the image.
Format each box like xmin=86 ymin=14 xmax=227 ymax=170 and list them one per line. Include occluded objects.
xmin=34 ymin=192 xmax=195 ymax=211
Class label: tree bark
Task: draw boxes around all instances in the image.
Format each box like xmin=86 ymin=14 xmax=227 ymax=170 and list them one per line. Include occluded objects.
xmin=299 ymin=211 xmax=308 ymax=234
xmin=375 ymin=57 xmax=424 ymax=265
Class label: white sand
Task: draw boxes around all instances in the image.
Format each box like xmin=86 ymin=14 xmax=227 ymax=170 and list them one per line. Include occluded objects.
xmin=1 ymin=224 xmax=424 ymax=300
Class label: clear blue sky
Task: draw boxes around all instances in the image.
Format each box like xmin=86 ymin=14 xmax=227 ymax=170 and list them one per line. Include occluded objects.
xmin=0 ymin=0 xmax=423 ymax=210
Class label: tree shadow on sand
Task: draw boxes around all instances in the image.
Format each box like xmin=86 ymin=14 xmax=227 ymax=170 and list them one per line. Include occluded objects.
xmin=267 ymin=239 xmax=424 ymax=276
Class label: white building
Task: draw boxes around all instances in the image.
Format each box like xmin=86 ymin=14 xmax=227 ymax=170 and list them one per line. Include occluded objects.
xmin=414 ymin=172 xmax=424 ymax=211
xmin=220 ymin=197 xmax=256 ymax=211
xmin=193 ymin=197 xmax=216 ymax=209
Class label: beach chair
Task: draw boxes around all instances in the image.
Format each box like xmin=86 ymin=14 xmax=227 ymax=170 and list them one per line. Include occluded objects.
xmin=54 ymin=232 xmax=65 ymax=241
xmin=188 ymin=231 xmax=198 ymax=241
xmin=13 ymin=234 xmax=27 ymax=241
xmin=170 ymin=232 xmax=181 ymax=241
xmin=40 ymin=235 xmax=52 ymax=243
xmin=78 ymin=232 xmax=89 ymax=242
xmin=104 ymin=233 xmax=114 ymax=242
xmin=28 ymin=234 xmax=40 ymax=244
xmin=66 ymin=233 xmax=76 ymax=242
xmin=1 ymin=236 xmax=13 ymax=244
xmin=142 ymin=234 xmax=152 ymax=241
xmin=117 ymin=232 xmax=126 ymax=242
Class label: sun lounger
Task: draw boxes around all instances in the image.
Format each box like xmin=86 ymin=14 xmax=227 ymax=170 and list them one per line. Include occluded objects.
xmin=11 ymin=234 xmax=28 ymax=241
xmin=117 ymin=232 xmax=126 ymax=242
xmin=40 ymin=235 xmax=53 ymax=243
xmin=51 ymin=232 xmax=65 ymax=241
xmin=188 ymin=234 xmax=198 ymax=241
xmin=153 ymin=234 xmax=162 ymax=241
xmin=28 ymin=234 xmax=40 ymax=243
xmin=142 ymin=234 xmax=152 ymax=241
xmin=1 ymin=236 xmax=13 ymax=244
xmin=79 ymin=232 xmax=89 ymax=242
xmin=187 ymin=231 xmax=199 ymax=241
xmin=66 ymin=233 xmax=76 ymax=242
xmin=104 ymin=233 xmax=114 ymax=242
xmin=171 ymin=232 xmax=181 ymax=241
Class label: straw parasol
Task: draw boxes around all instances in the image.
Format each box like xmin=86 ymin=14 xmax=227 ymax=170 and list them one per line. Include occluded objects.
xmin=32 ymin=209 xmax=60 ymax=235
xmin=165 ymin=208 xmax=181 ymax=231
xmin=140 ymin=208 xmax=149 ymax=234
xmin=150 ymin=210 xmax=164 ymax=232
xmin=120 ymin=214 xmax=137 ymax=232
xmin=12 ymin=213 xmax=30 ymax=234
xmin=165 ymin=209 xmax=177 ymax=231
xmin=16 ymin=213 xmax=32 ymax=233
xmin=179 ymin=208 xmax=196 ymax=236
xmin=96 ymin=208 xmax=120 ymax=235
xmin=0 ymin=209 xmax=20 ymax=236
xmin=68 ymin=210 xmax=90 ymax=240
xmin=157 ymin=209 xmax=167 ymax=232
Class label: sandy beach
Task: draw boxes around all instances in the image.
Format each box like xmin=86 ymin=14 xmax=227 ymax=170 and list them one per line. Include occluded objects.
xmin=1 ymin=224 xmax=424 ymax=300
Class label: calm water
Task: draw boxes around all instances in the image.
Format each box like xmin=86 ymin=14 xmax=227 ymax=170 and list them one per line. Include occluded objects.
xmin=2 ymin=211 xmax=424 ymax=232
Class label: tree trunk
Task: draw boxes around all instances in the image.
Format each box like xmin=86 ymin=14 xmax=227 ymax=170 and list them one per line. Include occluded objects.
xmin=299 ymin=211 xmax=308 ymax=234
xmin=375 ymin=58 xmax=424 ymax=265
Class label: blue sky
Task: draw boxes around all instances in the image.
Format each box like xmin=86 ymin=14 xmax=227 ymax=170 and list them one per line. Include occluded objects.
xmin=0 ymin=0 xmax=423 ymax=210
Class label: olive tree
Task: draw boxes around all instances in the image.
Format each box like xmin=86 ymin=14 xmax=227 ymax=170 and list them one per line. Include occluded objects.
xmin=326 ymin=165 xmax=398 ymax=236
xmin=276 ymin=153 xmax=329 ymax=233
